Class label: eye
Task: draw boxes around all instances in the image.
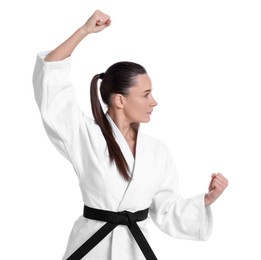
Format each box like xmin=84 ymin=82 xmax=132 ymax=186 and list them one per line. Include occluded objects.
xmin=144 ymin=91 xmax=151 ymax=98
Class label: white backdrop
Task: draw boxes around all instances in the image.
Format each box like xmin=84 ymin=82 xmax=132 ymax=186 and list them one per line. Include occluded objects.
xmin=1 ymin=0 xmax=261 ymax=259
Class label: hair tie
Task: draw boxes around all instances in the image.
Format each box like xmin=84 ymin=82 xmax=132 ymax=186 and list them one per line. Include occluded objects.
xmin=99 ymin=73 xmax=105 ymax=80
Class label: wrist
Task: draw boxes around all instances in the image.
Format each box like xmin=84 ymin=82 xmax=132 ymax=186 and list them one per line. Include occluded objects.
xmin=204 ymin=194 xmax=212 ymax=207
xmin=79 ymin=25 xmax=92 ymax=36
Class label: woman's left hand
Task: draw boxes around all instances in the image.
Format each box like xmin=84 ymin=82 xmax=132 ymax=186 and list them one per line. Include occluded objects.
xmin=204 ymin=173 xmax=228 ymax=206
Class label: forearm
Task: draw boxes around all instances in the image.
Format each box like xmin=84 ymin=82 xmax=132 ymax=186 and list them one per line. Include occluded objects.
xmin=44 ymin=10 xmax=111 ymax=62
xmin=44 ymin=26 xmax=89 ymax=62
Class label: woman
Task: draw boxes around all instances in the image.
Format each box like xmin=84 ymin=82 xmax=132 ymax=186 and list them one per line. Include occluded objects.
xmin=33 ymin=9 xmax=228 ymax=260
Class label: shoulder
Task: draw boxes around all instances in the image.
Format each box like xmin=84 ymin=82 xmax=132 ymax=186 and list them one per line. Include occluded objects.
xmin=83 ymin=115 xmax=104 ymax=136
xmin=83 ymin=115 xmax=100 ymax=130
xmin=139 ymin=132 xmax=170 ymax=154
xmin=82 ymin=115 xmax=107 ymax=147
xmin=138 ymin=132 xmax=176 ymax=175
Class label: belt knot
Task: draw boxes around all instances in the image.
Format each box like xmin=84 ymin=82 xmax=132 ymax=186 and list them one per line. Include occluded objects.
xmin=121 ymin=210 xmax=132 ymax=227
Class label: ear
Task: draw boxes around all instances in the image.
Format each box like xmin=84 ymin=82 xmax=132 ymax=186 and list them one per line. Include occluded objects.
xmin=112 ymin=94 xmax=125 ymax=109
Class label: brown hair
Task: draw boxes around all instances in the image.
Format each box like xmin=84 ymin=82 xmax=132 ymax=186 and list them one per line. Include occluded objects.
xmin=90 ymin=61 xmax=147 ymax=181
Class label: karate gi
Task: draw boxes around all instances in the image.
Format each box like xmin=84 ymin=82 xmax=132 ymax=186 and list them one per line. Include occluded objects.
xmin=33 ymin=51 xmax=213 ymax=260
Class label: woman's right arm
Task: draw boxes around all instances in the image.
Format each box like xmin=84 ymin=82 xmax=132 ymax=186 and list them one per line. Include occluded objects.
xmin=45 ymin=10 xmax=111 ymax=61
xmin=33 ymin=10 xmax=111 ymax=179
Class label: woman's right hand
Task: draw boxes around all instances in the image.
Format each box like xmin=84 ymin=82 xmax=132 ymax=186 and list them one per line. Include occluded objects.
xmin=82 ymin=10 xmax=111 ymax=34
xmin=44 ymin=10 xmax=111 ymax=62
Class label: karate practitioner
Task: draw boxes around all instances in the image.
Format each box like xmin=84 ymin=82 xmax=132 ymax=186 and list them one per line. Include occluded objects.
xmin=33 ymin=9 xmax=228 ymax=260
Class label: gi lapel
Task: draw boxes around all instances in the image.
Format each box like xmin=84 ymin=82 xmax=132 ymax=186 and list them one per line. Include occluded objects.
xmin=106 ymin=114 xmax=135 ymax=175
xmin=106 ymin=114 xmax=141 ymax=210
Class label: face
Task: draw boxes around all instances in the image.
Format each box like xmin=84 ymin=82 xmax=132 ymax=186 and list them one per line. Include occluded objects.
xmin=123 ymin=74 xmax=158 ymax=123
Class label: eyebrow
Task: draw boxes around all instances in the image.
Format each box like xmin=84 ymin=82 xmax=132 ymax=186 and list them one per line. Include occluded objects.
xmin=143 ymin=89 xmax=152 ymax=94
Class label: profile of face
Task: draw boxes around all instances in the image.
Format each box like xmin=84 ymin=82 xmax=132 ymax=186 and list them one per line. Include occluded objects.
xmin=121 ymin=74 xmax=158 ymax=123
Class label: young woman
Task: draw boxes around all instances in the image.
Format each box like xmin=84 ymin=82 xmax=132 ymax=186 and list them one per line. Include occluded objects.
xmin=33 ymin=9 xmax=228 ymax=260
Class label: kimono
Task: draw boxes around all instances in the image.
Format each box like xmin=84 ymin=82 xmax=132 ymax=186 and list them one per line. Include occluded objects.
xmin=33 ymin=51 xmax=213 ymax=260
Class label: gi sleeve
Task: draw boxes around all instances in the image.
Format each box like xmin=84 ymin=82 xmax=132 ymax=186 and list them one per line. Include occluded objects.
xmin=149 ymin=148 xmax=213 ymax=241
xmin=32 ymin=51 xmax=89 ymax=179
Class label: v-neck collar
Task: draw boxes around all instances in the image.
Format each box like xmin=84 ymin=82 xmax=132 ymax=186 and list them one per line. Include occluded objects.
xmin=106 ymin=114 xmax=136 ymax=174
xmin=106 ymin=114 xmax=144 ymax=210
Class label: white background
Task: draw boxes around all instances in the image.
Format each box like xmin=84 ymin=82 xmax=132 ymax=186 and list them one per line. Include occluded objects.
xmin=1 ymin=0 xmax=261 ymax=259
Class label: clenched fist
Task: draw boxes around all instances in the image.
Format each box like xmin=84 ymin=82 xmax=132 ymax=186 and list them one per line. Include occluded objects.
xmin=205 ymin=173 xmax=228 ymax=206
xmin=81 ymin=10 xmax=111 ymax=34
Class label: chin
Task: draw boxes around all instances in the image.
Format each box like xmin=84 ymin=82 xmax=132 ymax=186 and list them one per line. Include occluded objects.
xmin=142 ymin=117 xmax=151 ymax=123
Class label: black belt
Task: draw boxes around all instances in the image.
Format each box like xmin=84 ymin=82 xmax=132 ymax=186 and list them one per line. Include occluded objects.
xmin=66 ymin=205 xmax=158 ymax=260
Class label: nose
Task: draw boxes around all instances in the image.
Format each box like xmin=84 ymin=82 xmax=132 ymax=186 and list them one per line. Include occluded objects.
xmin=150 ymin=96 xmax=158 ymax=107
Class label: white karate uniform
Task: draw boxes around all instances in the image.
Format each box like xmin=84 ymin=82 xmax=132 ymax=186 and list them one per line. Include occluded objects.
xmin=33 ymin=51 xmax=213 ymax=260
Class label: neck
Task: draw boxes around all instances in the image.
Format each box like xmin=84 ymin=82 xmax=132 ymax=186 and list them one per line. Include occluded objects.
xmin=107 ymin=110 xmax=136 ymax=139
xmin=107 ymin=110 xmax=139 ymax=157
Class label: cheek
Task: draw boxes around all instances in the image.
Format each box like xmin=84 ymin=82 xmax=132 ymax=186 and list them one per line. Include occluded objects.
xmin=126 ymin=98 xmax=140 ymax=109
xmin=130 ymin=104 xmax=143 ymax=116
xmin=134 ymin=101 xmax=147 ymax=112
xmin=126 ymin=102 xmax=143 ymax=119
xmin=125 ymin=98 xmax=148 ymax=117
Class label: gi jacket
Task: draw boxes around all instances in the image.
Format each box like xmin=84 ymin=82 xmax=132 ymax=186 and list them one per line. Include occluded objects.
xmin=33 ymin=51 xmax=213 ymax=260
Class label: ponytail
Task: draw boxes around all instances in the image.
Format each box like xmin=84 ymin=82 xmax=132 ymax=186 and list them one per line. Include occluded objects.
xmin=90 ymin=74 xmax=130 ymax=181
